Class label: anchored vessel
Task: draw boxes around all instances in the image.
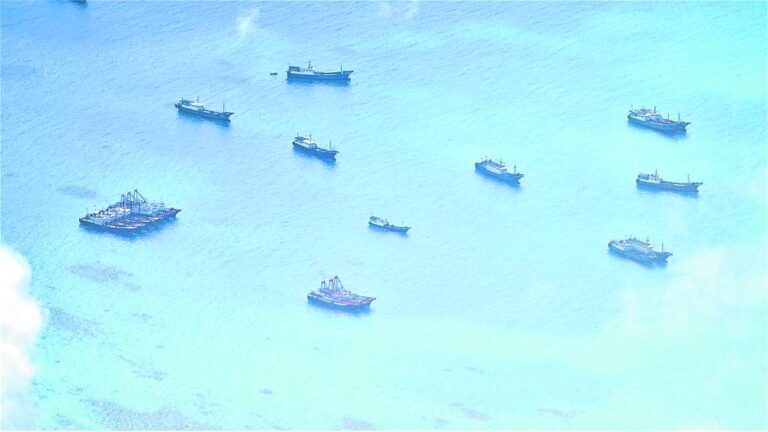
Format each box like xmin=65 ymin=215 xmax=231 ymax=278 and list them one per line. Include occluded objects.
xmin=293 ymin=134 xmax=338 ymax=160
xmin=79 ymin=190 xmax=180 ymax=231
xmin=475 ymin=158 xmax=523 ymax=184
xmin=369 ymin=216 xmax=410 ymax=233
xmin=637 ymin=170 xmax=702 ymax=193
xmin=175 ymin=97 xmax=233 ymax=121
xmin=307 ymin=276 xmax=375 ymax=310
xmin=287 ymin=61 xmax=353 ymax=82
xmin=627 ymin=106 xmax=689 ymax=132
xmin=608 ymin=237 xmax=672 ymax=263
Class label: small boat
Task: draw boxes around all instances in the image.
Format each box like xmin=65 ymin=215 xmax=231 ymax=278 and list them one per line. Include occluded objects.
xmin=269 ymin=72 xmax=278 ymax=76
xmin=636 ymin=170 xmax=702 ymax=193
xmin=627 ymin=106 xmax=689 ymax=132
xmin=287 ymin=61 xmax=353 ymax=82
xmin=369 ymin=216 xmax=410 ymax=233
xmin=307 ymin=276 xmax=375 ymax=310
xmin=475 ymin=157 xmax=523 ymax=184
xmin=292 ymin=134 xmax=338 ymax=160
xmin=608 ymin=237 xmax=672 ymax=264
xmin=175 ymin=97 xmax=233 ymax=121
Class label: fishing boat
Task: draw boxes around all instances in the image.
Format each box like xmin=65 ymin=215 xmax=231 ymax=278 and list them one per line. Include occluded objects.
xmin=175 ymin=97 xmax=233 ymax=121
xmin=369 ymin=216 xmax=410 ymax=233
xmin=475 ymin=157 xmax=523 ymax=184
xmin=292 ymin=134 xmax=338 ymax=160
xmin=627 ymin=106 xmax=689 ymax=132
xmin=608 ymin=236 xmax=672 ymax=264
xmin=636 ymin=170 xmax=702 ymax=193
xmin=287 ymin=61 xmax=353 ymax=82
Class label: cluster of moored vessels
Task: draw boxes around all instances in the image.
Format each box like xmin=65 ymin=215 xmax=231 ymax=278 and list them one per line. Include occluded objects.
xmin=79 ymin=60 xmax=704 ymax=310
xmin=79 ymin=190 xmax=180 ymax=231
xmin=172 ymin=62 xmax=352 ymax=123
xmin=307 ymin=276 xmax=375 ymax=310
xmin=607 ymin=106 xmax=698 ymax=264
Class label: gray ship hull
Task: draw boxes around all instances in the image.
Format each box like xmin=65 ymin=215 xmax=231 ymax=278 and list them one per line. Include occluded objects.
xmin=307 ymin=293 xmax=373 ymax=310
xmin=176 ymin=104 xmax=232 ymax=121
xmin=636 ymin=179 xmax=701 ymax=192
xmin=628 ymin=115 xmax=688 ymax=132
xmin=608 ymin=241 xmax=672 ymax=264
xmin=475 ymin=163 xmax=523 ymax=184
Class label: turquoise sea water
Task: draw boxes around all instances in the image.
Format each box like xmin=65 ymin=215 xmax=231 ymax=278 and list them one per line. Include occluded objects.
xmin=2 ymin=1 xmax=767 ymax=429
